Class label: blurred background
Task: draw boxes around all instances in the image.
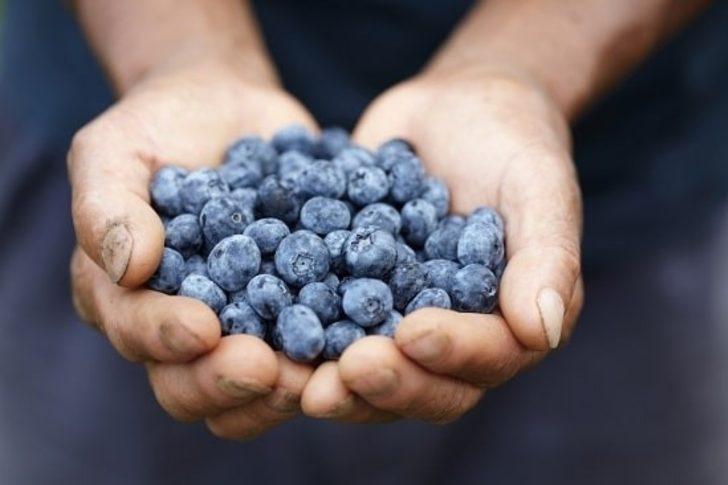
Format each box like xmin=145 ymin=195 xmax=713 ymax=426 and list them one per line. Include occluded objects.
xmin=0 ymin=1 xmax=726 ymax=484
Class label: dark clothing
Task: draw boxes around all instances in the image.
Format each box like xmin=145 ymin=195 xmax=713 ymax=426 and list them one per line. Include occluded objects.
xmin=0 ymin=1 xmax=726 ymax=484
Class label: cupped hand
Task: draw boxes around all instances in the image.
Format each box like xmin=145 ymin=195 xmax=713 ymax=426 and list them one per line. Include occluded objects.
xmin=302 ymin=69 xmax=584 ymax=423
xmin=69 ymin=57 xmax=316 ymax=440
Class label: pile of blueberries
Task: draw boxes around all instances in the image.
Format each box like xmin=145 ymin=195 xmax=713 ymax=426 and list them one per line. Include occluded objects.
xmin=147 ymin=125 xmax=505 ymax=363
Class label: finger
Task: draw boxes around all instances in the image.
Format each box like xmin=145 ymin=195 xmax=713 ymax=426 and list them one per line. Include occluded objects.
xmin=147 ymin=335 xmax=278 ymax=421
xmin=394 ymin=308 xmax=544 ymax=388
xmin=301 ymin=362 xmax=397 ymax=423
xmin=205 ymin=353 xmax=314 ymax=440
xmin=71 ymin=247 xmax=220 ymax=363
xmin=339 ymin=337 xmax=483 ymax=424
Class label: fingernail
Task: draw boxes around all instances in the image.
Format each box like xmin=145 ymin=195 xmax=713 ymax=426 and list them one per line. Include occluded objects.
xmin=401 ymin=330 xmax=449 ymax=363
xmin=351 ymin=368 xmax=399 ymax=397
xmin=159 ymin=322 xmax=203 ymax=357
xmin=537 ymin=288 xmax=565 ymax=349
xmin=216 ymin=376 xmax=271 ymax=400
xmin=101 ymin=223 xmax=133 ymax=283
xmin=265 ymin=388 xmax=300 ymax=413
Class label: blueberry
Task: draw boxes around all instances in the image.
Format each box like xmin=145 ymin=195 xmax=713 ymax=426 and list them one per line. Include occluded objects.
xmin=332 ymin=146 xmax=376 ymax=175
xmin=388 ymin=155 xmax=425 ymax=203
xmin=420 ymin=177 xmax=450 ymax=218
xmin=352 ymin=203 xmax=401 ymax=235
xmin=467 ymin=206 xmax=505 ymax=232
xmin=199 ymin=196 xmax=254 ymax=251
xmin=150 ymin=166 xmax=188 ymax=216
xmin=300 ymin=197 xmax=351 ymax=235
xmin=219 ymin=301 xmax=265 ymax=338
xmin=243 ymin=218 xmax=290 ymax=255
xmin=274 ymin=230 xmax=330 ymax=287
xmin=378 ymin=138 xmax=415 ymax=159
xmin=230 ymin=187 xmax=258 ymax=209
xmin=343 ymin=226 xmax=397 ymax=278
xmin=323 ymin=320 xmax=365 ymax=360
xmin=224 ymin=135 xmax=277 ymax=175
xmin=272 ymin=124 xmax=316 ymax=156
xmin=178 ymin=274 xmax=227 ymax=313
xmin=424 ymin=223 xmax=463 ymax=261
xmin=316 ymin=127 xmax=350 ymax=159
xmin=387 ymin=262 xmax=430 ymax=311
xmin=457 ymin=222 xmax=505 ymax=269
xmin=218 ymin=162 xmax=262 ymax=190
xmin=337 ymin=276 xmax=356 ymax=296
xmin=322 ymin=272 xmax=340 ymax=291
xmin=180 ymin=168 xmax=229 ymax=214
xmin=450 ymin=264 xmax=498 ymax=313
xmin=405 ymin=288 xmax=452 ymax=314
xmin=342 ymin=278 xmax=394 ymax=327
xmin=298 ymin=282 xmax=341 ymax=325
xmin=438 ymin=214 xmax=466 ymax=230
xmin=298 ymin=160 xmax=346 ymax=199
xmin=148 ymin=248 xmax=186 ymax=294
xmin=423 ymin=259 xmax=460 ymax=292
xmin=256 ymin=175 xmax=301 ymax=224
xmin=164 ymin=214 xmax=202 ymax=258
xmin=347 ymin=166 xmax=390 ymax=206
xmin=494 ymin=257 xmax=506 ymax=279
xmin=246 ymin=274 xmax=293 ymax=320
xmin=207 ymin=235 xmax=261 ymax=291
xmin=367 ymin=310 xmax=403 ymax=338
xmin=278 ymin=150 xmax=313 ymax=188
xmin=395 ymin=241 xmax=417 ymax=265
xmin=230 ymin=289 xmax=248 ymax=303
xmin=259 ymin=259 xmax=279 ymax=276
xmin=276 ymin=304 xmax=325 ymax=362
xmin=323 ymin=230 xmax=351 ymax=273
xmin=184 ymin=254 xmax=208 ymax=278
xmin=400 ymin=199 xmax=438 ymax=248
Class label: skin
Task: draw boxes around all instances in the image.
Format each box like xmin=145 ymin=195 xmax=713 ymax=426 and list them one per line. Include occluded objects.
xmin=69 ymin=0 xmax=711 ymax=436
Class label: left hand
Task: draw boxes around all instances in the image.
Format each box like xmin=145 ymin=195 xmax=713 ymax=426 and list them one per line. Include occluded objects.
xmin=301 ymin=68 xmax=584 ymax=423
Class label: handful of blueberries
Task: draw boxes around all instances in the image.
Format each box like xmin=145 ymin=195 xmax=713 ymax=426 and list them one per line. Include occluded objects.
xmin=147 ymin=125 xmax=505 ymax=363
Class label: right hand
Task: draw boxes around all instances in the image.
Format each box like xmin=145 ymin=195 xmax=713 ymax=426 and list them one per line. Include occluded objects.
xmin=69 ymin=55 xmax=316 ymax=440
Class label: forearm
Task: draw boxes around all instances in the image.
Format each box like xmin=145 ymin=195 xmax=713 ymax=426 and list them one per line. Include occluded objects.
xmin=426 ymin=0 xmax=712 ymax=119
xmin=74 ymin=0 xmax=278 ymax=93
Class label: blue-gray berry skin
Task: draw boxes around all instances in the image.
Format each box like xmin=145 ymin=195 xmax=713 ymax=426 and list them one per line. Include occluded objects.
xmin=277 ymin=150 xmax=313 ymax=188
xmin=298 ymin=282 xmax=342 ymax=325
xmin=388 ymin=155 xmax=425 ymax=203
xmin=207 ymin=235 xmax=261 ymax=292
xmin=300 ymin=197 xmax=351 ymax=235
xmin=347 ymin=166 xmax=390 ymax=206
xmin=180 ymin=168 xmax=229 ymax=214
xmin=415 ymin=250 xmax=427 ymax=263
xmin=378 ymin=138 xmax=415 ymax=159
xmin=164 ymin=214 xmax=203 ymax=258
xmin=342 ymin=278 xmax=394 ymax=327
xmin=178 ymin=274 xmax=227 ymax=313
xmin=420 ymin=177 xmax=450 ymax=218
xmin=199 ymin=196 xmax=254 ymax=251
xmin=272 ymin=124 xmax=316 ymax=156
xmin=298 ymin=160 xmax=347 ymax=199
xmin=457 ymin=222 xmax=505 ymax=269
xmin=218 ymin=162 xmax=262 ymax=190
xmin=230 ymin=289 xmax=248 ymax=303
xmin=332 ymin=146 xmax=376 ymax=175
xmin=467 ymin=206 xmax=505 ymax=232
xmin=259 ymin=259 xmax=279 ymax=277
xmin=352 ymin=203 xmax=401 ymax=235
xmin=184 ymin=254 xmax=208 ymax=278
xmin=246 ymin=274 xmax=293 ymax=320
xmin=323 ymin=230 xmax=351 ymax=273
xmin=323 ymin=320 xmax=365 ymax=360
xmin=395 ymin=241 xmax=417 ymax=265
xmin=368 ymin=310 xmax=403 ymax=338
xmin=450 ymin=264 xmax=498 ymax=313
xmin=275 ymin=230 xmax=330 ymax=287
xmin=243 ymin=218 xmax=290 ymax=255
xmin=151 ymin=166 xmax=188 ymax=217
xmin=344 ymin=226 xmax=397 ymax=278
xmin=388 ymin=262 xmax=430 ymax=311
xmin=256 ymin=175 xmax=301 ymax=224
xmin=224 ymin=136 xmax=277 ymax=175
xmin=276 ymin=304 xmax=325 ymax=362
xmin=316 ymin=127 xmax=350 ymax=159
xmin=405 ymin=288 xmax=452 ymax=314
xmin=400 ymin=199 xmax=438 ymax=248
xmin=230 ymin=187 xmax=258 ymax=209
xmin=148 ymin=248 xmax=186 ymax=294
xmin=438 ymin=214 xmax=466 ymax=230
xmin=219 ymin=301 xmax=265 ymax=338
xmin=494 ymin=257 xmax=506 ymax=279
xmin=424 ymin=223 xmax=463 ymax=261
xmin=337 ymin=276 xmax=356 ymax=296
xmin=423 ymin=259 xmax=460 ymax=292
xmin=322 ymin=272 xmax=340 ymax=291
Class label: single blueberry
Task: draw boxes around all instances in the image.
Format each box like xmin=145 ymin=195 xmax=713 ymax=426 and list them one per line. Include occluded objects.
xmin=219 ymin=301 xmax=265 ymax=338
xmin=180 ymin=168 xmax=229 ymax=214
xmin=388 ymin=155 xmax=425 ymax=203
xmin=272 ymin=124 xmax=316 ymax=155
xmin=207 ymin=235 xmax=261 ymax=291
xmin=218 ymin=162 xmax=262 ymax=190
xmin=298 ymin=160 xmax=347 ymax=199
xmin=246 ymin=274 xmax=293 ymax=320
xmin=438 ymin=214 xmax=466 ymax=230
xmin=178 ymin=274 xmax=227 ymax=313
xmin=184 ymin=254 xmax=208 ymax=278
xmin=323 ymin=229 xmax=351 ymax=273
xmin=298 ymin=282 xmax=341 ymax=325
xmin=199 ymin=196 xmax=254 ymax=251
xmin=420 ymin=176 xmax=450 ymax=218
xmin=423 ymin=259 xmax=460 ymax=292
xmin=300 ymin=197 xmax=351 ymax=235
xmin=347 ymin=165 xmax=390 ymax=207
xmin=388 ymin=262 xmax=431 ymax=311
xmin=165 ymin=214 xmax=203 ymax=258
xmin=405 ymin=288 xmax=452 ymax=314
xmin=322 ymin=272 xmax=340 ymax=291
xmin=378 ymin=138 xmax=415 ymax=159
xmin=276 ymin=304 xmax=325 ymax=362
xmin=278 ymin=150 xmax=313 ymax=188
xmin=274 ymin=230 xmax=330 ymax=287
xmin=400 ymin=199 xmax=438 ymax=248
xmin=352 ymin=203 xmax=401 ymax=235
xmin=323 ymin=321 xmax=365 ymax=360
xmin=316 ymin=127 xmax=350 ymax=159
xmin=450 ymin=264 xmax=498 ymax=313
xmin=243 ymin=218 xmax=290 ymax=255
xmin=224 ymin=135 xmax=277 ymax=175
xmin=457 ymin=222 xmax=505 ymax=269
xmin=256 ymin=175 xmax=301 ymax=224
xmin=229 ymin=187 xmax=258 ymax=209
xmin=344 ymin=226 xmax=397 ymax=278
xmin=424 ymin=223 xmax=463 ymax=261
xmin=148 ymin=248 xmax=186 ymax=294
xmin=332 ymin=146 xmax=376 ymax=175
xmin=150 ymin=166 xmax=188 ymax=217
xmin=342 ymin=278 xmax=394 ymax=327
xmin=367 ymin=310 xmax=403 ymax=338
xmin=467 ymin=206 xmax=505 ymax=232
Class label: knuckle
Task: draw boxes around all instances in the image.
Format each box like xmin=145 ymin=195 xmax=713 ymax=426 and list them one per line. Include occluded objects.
xmin=427 ymin=386 xmax=480 ymax=425
xmin=149 ymin=380 xmax=198 ymax=423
